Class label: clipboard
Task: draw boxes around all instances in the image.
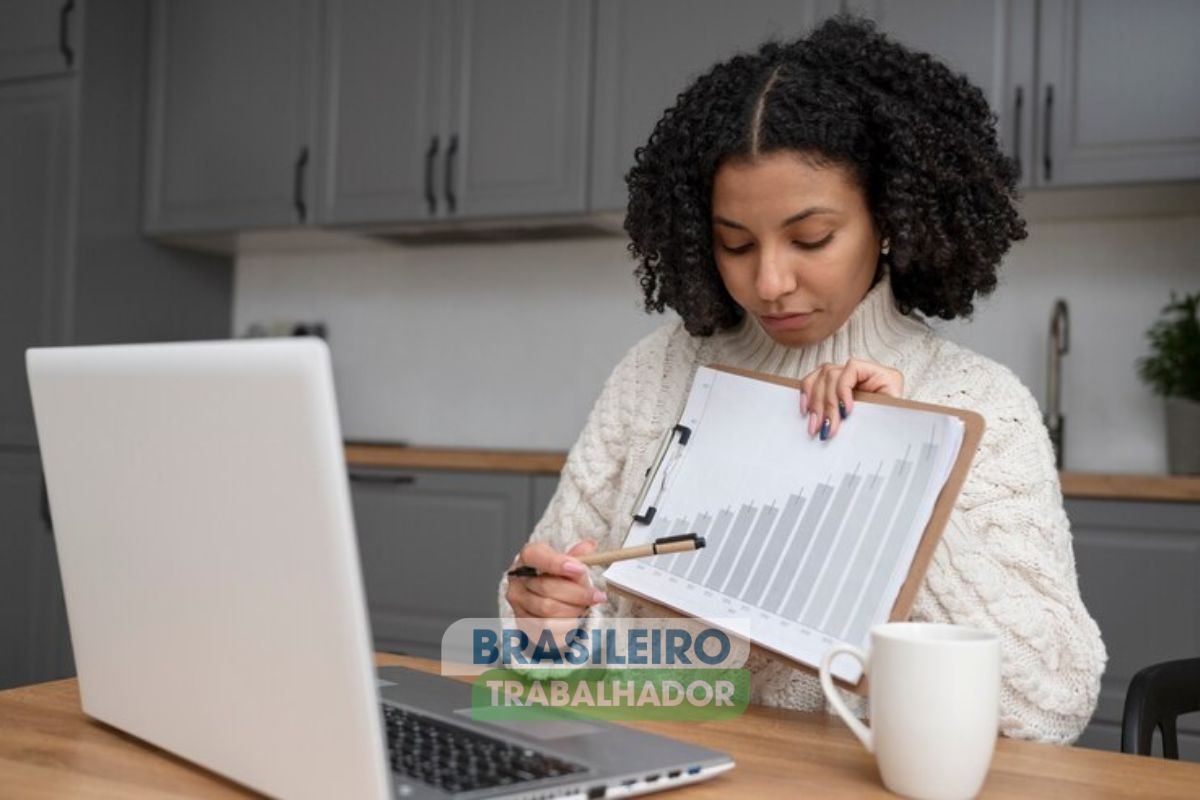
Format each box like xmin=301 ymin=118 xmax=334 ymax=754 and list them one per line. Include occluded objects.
xmin=605 ymin=362 xmax=986 ymax=695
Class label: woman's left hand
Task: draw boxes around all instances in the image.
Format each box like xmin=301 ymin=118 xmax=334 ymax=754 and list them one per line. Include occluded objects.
xmin=798 ymin=358 xmax=904 ymax=440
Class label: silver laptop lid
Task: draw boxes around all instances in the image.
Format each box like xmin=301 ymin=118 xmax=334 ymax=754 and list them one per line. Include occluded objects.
xmin=27 ymin=338 xmax=391 ymax=800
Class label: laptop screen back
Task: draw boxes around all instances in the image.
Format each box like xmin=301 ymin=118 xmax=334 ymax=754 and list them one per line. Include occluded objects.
xmin=26 ymin=338 xmax=391 ymax=800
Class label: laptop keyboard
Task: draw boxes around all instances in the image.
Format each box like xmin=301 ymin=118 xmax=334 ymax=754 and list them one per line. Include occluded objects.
xmin=383 ymin=704 xmax=587 ymax=795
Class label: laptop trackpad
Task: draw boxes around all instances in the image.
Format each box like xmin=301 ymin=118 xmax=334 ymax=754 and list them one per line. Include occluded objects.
xmin=452 ymin=709 xmax=602 ymax=741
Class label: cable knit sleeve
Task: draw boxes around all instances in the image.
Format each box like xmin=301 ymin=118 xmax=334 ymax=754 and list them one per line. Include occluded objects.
xmin=910 ymin=360 xmax=1107 ymax=744
xmin=496 ymin=334 xmax=648 ymax=628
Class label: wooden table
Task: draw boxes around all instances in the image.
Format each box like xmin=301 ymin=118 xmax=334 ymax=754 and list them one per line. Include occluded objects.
xmin=3 ymin=654 xmax=1199 ymax=798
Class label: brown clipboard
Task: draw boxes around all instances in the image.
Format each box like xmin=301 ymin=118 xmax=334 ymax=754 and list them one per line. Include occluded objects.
xmin=604 ymin=362 xmax=986 ymax=695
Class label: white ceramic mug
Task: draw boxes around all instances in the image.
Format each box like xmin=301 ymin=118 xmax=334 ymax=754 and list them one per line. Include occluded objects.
xmin=819 ymin=622 xmax=1000 ymax=800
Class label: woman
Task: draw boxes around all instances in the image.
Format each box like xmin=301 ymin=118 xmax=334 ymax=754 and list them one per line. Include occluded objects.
xmin=498 ymin=15 xmax=1105 ymax=744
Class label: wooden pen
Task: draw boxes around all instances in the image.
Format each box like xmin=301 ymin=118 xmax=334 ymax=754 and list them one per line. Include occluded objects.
xmin=506 ymin=533 xmax=705 ymax=577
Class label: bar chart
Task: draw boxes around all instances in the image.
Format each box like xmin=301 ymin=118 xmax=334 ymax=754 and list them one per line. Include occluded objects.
xmin=605 ymin=367 xmax=963 ymax=682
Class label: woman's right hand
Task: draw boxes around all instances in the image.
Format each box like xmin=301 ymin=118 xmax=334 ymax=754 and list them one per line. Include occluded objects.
xmin=506 ymin=540 xmax=608 ymax=621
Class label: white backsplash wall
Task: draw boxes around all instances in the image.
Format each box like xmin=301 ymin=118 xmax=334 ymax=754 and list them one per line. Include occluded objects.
xmin=234 ymin=236 xmax=663 ymax=452
xmin=234 ymin=213 xmax=1200 ymax=473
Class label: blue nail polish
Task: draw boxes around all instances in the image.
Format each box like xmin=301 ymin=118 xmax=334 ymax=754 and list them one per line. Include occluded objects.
xmin=838 ymin=400 xmax=848 ymax=420
xmin=819 ymin=417 xmax=831 ymax=441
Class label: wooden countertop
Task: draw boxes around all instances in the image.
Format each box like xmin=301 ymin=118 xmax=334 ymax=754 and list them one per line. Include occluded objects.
xmin=344 ymin=444 xmax=1200 ymax=501
xmin=1057 ymin=472 xmax=1200 ymax=502
xmin=345 ymin=443 xmax=567 ymax=474
xmin=3 ymin=652 xmax=1199 ymax=798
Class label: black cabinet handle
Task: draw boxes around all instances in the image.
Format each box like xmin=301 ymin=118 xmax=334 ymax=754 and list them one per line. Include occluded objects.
xmin=424 ymin=136 xmax=439 ymax=215
xmin=293 ymin=147 xmax=309 ymax=222
xmin=40 ymin=472 xmax=53 ymax=534
xmin=1042 ymin=85 xmax=1053 ymax=182
xmin=349 ymin=471 xmax=417 ymax=486
xmin=59 ymin=1 xmax=75 ymax=68
xmin=1012 ymin=86 xmax=1023 ymax=181
xmin=444 ymin=134 xmax=458 ymax=214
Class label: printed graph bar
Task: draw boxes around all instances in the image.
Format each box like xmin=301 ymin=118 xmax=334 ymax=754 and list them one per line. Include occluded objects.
xmin=639 ymin=511 xmax=670 ymax=545
xmin=742 ymin=492 xmax=806 ymax=605
xmin=801 ymin=470 xmax=885 ymax=630
xmin=759 ymin=483 xmax=834 ymax=612
xmin=723 ymin=503 xmax=778 ymax=598
xmin=664 ymin=512 xmax=712 ymax=577
xmin=824 ymin=455 xmax=914 ymax=639
xmin=781 ymin=472 xmax=862 ymax=620
xmin=844 ymin=442 xmax=937 ymax=646
xmin=686 ymin=507 xmax=734 ymax=584
xmin=706 ymin=503 xmax=756 ymax=594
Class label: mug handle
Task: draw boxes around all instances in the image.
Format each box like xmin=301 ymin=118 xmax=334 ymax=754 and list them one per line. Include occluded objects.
xmin=819 ymin=644 xmax=873 ymax=753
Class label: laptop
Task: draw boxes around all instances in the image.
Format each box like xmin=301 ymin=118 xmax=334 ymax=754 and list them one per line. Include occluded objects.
xmin=26 ymin=338 xmax=734 ymax=799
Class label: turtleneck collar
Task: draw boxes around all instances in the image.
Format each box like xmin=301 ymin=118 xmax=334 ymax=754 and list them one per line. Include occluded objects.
xmin=712 ymin=271 xmax=930 ymax=379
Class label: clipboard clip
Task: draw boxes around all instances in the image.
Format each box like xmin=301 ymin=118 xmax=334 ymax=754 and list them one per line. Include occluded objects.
xmin=631 ymin=424 xmax=691 ymax=525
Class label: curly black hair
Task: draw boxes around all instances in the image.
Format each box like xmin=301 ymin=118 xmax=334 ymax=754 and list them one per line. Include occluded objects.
xmin=624 ymin=13 xmax=1028 ymax=336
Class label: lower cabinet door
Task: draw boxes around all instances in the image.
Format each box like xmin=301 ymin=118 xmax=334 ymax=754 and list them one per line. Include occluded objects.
xmin=531 ymin=474 xmax=560 ymax=526
xmin=349 ymin=468 xmax=532 ymax=658
xmin=1070 ymin=498 xmax=1200 ymax=760
xmin=0 ymin=450 xmax=73 ymax=690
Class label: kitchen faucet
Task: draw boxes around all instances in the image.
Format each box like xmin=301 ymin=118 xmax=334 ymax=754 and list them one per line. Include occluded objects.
xmin=1045 ymin=299 xmax=1069 ymax=470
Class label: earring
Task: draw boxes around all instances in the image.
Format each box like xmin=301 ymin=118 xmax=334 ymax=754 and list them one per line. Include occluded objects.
xmin=880 ymin=237 xmax=891 ymax=255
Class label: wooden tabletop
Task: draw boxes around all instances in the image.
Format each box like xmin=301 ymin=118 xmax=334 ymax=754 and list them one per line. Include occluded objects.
xmin=2 ymin=653 xmax=1199 ymax=798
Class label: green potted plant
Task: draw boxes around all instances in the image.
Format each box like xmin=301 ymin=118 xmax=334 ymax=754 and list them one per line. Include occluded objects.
xmin=1137 ymin=291 xmax=1200 ymax=474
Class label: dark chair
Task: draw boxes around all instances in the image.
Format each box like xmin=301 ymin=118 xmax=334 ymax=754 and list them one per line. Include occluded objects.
xmin=1121 ymin=657 xmax=1200 ymax=758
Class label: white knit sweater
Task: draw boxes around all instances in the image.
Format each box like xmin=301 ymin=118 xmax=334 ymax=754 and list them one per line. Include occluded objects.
xmin=498 ymin=274 xmax=1106 ymax=744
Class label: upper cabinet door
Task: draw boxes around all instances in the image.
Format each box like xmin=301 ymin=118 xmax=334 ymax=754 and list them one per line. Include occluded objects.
xmin=318 ymin=0 xmax=448 ymax=225
xmin=846 ymin=1 xmax=1036 ymax=187
xmin=0 ymin=0 xmax=79 ymax=82
xmin=591 ymin=0 xmax=842 ymax=213
xmin=1037 ymin=0 xmax=1200 ymax=186
xmin=446 ymin=0 xmax=591 ymax=219
xmin=143 ymin=0 xmax=320 ymax=234
xmin=0 ymin=80 xmax=72 ymax=448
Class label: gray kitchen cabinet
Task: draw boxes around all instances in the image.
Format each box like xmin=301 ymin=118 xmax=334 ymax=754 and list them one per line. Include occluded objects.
xmin=445 ymin=0 xmax=591 ymax=219
xmin=591 ymin=0 xmax=842 ymax=212
xmin=596 ymin=0 xmax=1200 ymax=206
xmin=0 ymin=452 xmax=72 ymax=692
xmin=0 ymin=0 xmax=79 ymax=82
xmin=29 ymin=503 xmax=74 ymax=685
xmin=1037 ymin=0 xmax=1200 ymax=186
xmin=349 ymin=468 xmax=533 ymax=658
xmin=144 ymin=0 xmax=1200 ymax=241
xmin=0 ymin=0 xmax=232 ymax=690
xmin=845 ymin=1 xmax=1037 ymax=187
xmin=856 ymin=0 xmax=1200 ymax=188
xmin=531 ymin=474 xmax=559 ymax=525
xmin=320 ymin=0 xmax=591 ymax=225
xmin=1070 ymin=498 xmax=1200 ymax=760
xmin=0 ymin=453 xmax=44 ymax=689
xmin=0 ymin=78 xmax=71 ymax=448
xmin=143 ymin=0 xmax=320 ymax=234
xmin=317 ymin=0 xmax=447 ymax=224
